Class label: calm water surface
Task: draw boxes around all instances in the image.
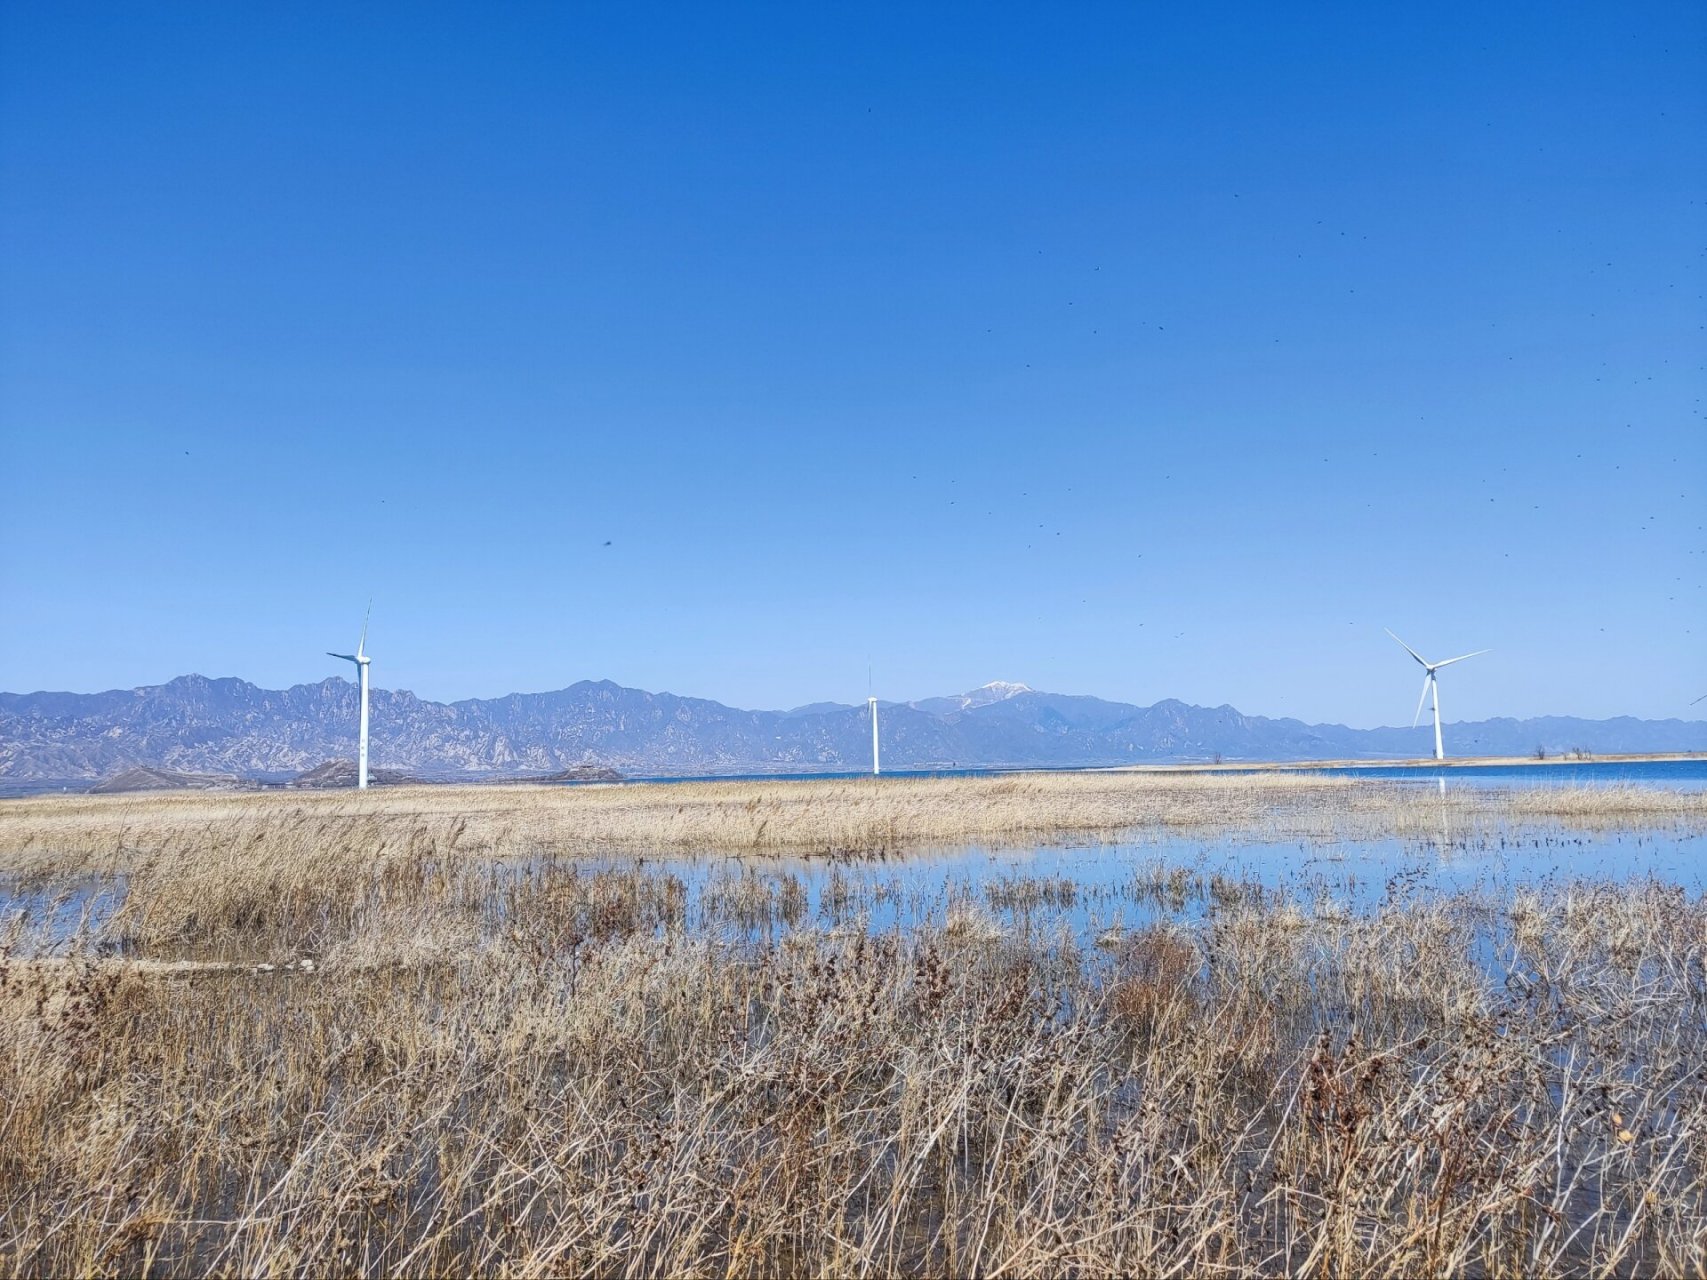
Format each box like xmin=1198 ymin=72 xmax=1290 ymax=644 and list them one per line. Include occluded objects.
xmin=6 ymin=796 xmax=1702 ymax=957
xmin=586 ymin=820 xmax=1706 ymax=949
xmin=1294 ymin=758 xmax=1707 ymax=788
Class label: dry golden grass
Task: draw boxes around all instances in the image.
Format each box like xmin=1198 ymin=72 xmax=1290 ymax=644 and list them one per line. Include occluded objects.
xmin=0 ymin=870 xmax=1703 ymax=1276
xmin=0 ymin=771 xmax=1344 ymax=872
xmin=2 ymin=772 xmax=1699 ymax=958
xmin=1503 ymin=781 xmax=1707 ymax=819
xmin=4 ymin=770 xmax=1702 ymax=875
xmin=2 ymin=772 xmax=1704 ymax=1274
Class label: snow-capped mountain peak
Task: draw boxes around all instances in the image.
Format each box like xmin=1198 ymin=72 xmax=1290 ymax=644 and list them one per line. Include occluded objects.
xmin=960 ymin=681 xmax=1032 ymax=708
xmin=906 ymin=681 xmax=1034 ymax=716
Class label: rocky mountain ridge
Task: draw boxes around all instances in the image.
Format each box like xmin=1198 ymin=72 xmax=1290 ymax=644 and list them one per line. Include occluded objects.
xmin=2 ymin=674 xmax=1703 ymax=786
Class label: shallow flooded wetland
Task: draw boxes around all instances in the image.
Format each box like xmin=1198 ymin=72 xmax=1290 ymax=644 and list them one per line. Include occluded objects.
xmin=1 ymin=772 xmax=1703 ymax=1276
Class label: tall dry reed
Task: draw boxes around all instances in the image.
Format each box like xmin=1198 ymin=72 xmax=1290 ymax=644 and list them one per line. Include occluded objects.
xmin=2 ymin=773 xmax=1704 ymax=1275
xmin=0 ymin=865 xmax=1702 ymax=1276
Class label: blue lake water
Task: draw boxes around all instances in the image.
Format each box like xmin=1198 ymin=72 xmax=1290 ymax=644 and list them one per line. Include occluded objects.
xmin=614 ymin=758 xmax=1707 ymax=789
xmin=7 ymin=822 xmax=1701 ymax=957
xmin=1294 ymin=758 xmax=1707 ymax=788
xmin=5 ymin=758 xmax=1698 ymax=799
xmin=6 ymin=766 xmax=1701 ymax=957
xmin=557 ymin=820 xmax=1706 ymax=952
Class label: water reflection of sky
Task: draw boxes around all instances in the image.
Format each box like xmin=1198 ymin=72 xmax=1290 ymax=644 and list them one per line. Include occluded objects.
xmin=1287 ymin=759 xmax=1707 ymax=788
xmin=0 ymin=878 xmax=127 ymax=952
xmin=592 ymin=824 xmax=1706 ymax=947
xmin=5 ymin=823 xmax=1701 ymax=958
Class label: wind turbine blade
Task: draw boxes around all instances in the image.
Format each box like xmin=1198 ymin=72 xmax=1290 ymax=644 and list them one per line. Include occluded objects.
xmin=1694 ymin=692 xmax=1707 ymax=706
xmin=1412 ymin=674 xmax=1432 ymax=728
xmin=1431 ymin=648 xmax=1490 ymax=669
xmin=357 ymin=599 xmax=372 ymax=659
xmin=1385 ymin=628 xmax=1430 ymax=669
xmin=327 ymin=652 xmax=358 ymax=662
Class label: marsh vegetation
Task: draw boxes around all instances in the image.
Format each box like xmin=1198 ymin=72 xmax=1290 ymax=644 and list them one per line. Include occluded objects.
xmin=1 ymin=773 xmax=1704 ymax=1276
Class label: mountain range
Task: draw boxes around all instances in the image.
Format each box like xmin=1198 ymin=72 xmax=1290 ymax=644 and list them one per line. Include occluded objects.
xmin=2 ymin=675 xmax=1702 ymax=789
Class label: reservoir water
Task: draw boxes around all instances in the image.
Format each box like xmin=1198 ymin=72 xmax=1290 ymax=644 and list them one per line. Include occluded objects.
xmin=1291 ymin=757 xmax=1707 ymax=788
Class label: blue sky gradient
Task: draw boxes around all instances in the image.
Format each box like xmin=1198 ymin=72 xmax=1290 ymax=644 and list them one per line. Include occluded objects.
xmin=2 ymin=3 xmax=1703 ymax=724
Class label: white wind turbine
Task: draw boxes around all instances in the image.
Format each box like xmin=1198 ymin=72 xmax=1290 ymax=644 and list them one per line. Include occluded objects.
xmin=327 ymin=605 xmax=373 ymax=789
xmin=867 ymin=661 xmax=880 ymax=776
xmin=869 ymin=695 xmax=881 ymax=776
xmin=1386 ymin=629 xmax=1489 ymax=761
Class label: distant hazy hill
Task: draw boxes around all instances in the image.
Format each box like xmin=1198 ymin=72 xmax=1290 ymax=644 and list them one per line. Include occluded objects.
xmin=289 ymin=760 xmax=418 ymax=789
xmin=88 ymin=766 xmax=245 ymax=794
xmin=1 ymin=675 xmax=1702 ymax=785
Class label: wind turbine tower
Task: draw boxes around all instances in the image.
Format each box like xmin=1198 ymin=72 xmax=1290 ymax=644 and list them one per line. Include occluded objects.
xmin=868 ymin=696 xmax=881 ymax=776
xmin=1386 ymin=629 xmax=1488 ymax=761
xmin=328 ymin=606 xmax=373 ymax=788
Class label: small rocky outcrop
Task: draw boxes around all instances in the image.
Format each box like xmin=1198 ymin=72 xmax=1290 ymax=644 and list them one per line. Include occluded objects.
xmin=289 ymin=761 xmax=417 ymax=789
xmin=90 ymin=767 xmax=245 ymax=794
xmin=537 ymin=764 xmax=624 ymax=783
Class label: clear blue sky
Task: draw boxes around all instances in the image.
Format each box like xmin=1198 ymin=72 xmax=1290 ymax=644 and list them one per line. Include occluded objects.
xmin=2 ymin=3 xmax=1703 ymax=726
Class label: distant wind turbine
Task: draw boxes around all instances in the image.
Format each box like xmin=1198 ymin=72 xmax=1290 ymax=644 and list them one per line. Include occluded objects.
xmin=869 ymin=695 xmax=881 ymax=776
xmin=865 ymin=660 xmax=881 ymax=777
xmin=1386 ymin=629 xmax=1489 ymax=761
xmin=327 ymin=604 xmax=373 ymax=789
